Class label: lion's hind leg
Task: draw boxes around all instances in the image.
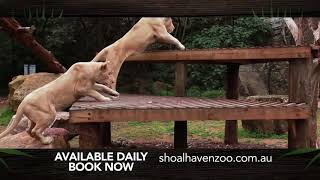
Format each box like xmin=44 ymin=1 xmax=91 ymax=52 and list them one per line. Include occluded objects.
xmin=31 ymin=117 xmax=55 ymax=145
xmin=28 ymin=108 xmax=56 ymax=145
xmin=26 ymin=120 xmax=36 ymax=138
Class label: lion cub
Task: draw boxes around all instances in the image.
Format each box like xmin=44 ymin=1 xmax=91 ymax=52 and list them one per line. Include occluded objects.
xmin=0 ymin=62 xmax=119 ymax=144
xmin=92 ymin=17 xmax=185 ymax=87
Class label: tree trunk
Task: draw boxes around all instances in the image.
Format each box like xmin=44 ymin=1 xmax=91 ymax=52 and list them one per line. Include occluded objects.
xmin=284 ymin=17 xmax=319 ymax=148
xmin=0 ymin=17 xmax=66 ymax=73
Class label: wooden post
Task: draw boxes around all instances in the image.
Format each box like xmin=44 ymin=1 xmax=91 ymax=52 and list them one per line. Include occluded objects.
xmin=100 ymin=122 xmax=111 ymax=146
xmin=79 ymin=123 xmax=103 ymax=149
xmin=101 ymin=84 xmax=117 ymax=147
xmin=224 ymin=64 xmax=240 ymax=145
xmin=174 ymin=62 xmax=188 ymax=149
xmin=288 ymin=59 xmax=317 ymax=148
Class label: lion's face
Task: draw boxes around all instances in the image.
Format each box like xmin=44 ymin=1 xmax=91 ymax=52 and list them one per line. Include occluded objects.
xmin=163 ymin=17 xmax=175 ymax=33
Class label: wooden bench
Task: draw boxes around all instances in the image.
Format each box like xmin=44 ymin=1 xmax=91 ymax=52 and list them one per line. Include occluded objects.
xmin=69 ymin=46 xmax=319 ymax=149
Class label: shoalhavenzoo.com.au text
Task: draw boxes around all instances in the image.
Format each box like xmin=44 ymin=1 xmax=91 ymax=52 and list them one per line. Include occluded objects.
xmin=159 ymin=153 xmax=272 ymax=163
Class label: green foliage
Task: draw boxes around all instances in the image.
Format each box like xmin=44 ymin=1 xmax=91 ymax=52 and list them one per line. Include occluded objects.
xmin=185 ymin=17 xmax=272 ymax=49
xmin=123 ymin=121 xmax=174 ymax=138
xmin=152 ymin=89 xmax=175 ymax=97
xmin=184 ymin=17 xmax=272 ymax=90
xmin=150 ymin=84 xmax=225 ymax=98
xmin=0 ymin=106 xmax=14 ymax=126
xmin=128 ymin=121 xmax=146 ymax=127
xmin=186 ymin=86 xmax=225 ymax=98
xmin=238 ymin=129 xmax=287 ymax=139
xmin=151 ymin=63 xmax=175 ymax=86
xmin=187 ymin=64 xmax=226 ymax=91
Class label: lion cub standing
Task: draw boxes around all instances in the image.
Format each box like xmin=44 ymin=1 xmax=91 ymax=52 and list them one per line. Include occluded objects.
xmin=0 ymin=62 xmax=119 ymax=144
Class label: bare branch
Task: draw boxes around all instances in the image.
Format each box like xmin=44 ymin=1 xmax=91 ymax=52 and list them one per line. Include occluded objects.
xmin=284 ymin=17 xmax=300 ymax=45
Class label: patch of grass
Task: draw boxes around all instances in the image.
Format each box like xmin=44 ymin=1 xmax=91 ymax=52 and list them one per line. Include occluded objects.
xmin=188 ymin=121 xmax=225 ymax=138
xmin=188 ymin=123 xmax=213 ymax=138
xmin=0 ymin=106 xmax=14 ymax=126
xmin=149 ymin=122 xmax=174 ymax=134
xmin=115 ymin=118 xmax=297 ymax=143
xmin=238 ymin=129 xmax=287 ymax=139
xmin=121 ymin=120 xmax=290 ymax=140
xmin=127 ymin=121 xmax=174 ymax=134
xmin=113 ymin=122 xmax=174 ymax=139
xmin=128 ymin=121 xmax=145 ymax=127
xmin=216 ymin=131 xmax=225 ymax=139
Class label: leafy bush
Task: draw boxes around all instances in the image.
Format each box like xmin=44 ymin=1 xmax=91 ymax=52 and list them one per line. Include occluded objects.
xmin=186 ymin=86 xmax=224 ymax=98
xmin=184 ymin=17 xmax=272 ymax=91
xmin=238 ymin=129 xmax=287 ymax=139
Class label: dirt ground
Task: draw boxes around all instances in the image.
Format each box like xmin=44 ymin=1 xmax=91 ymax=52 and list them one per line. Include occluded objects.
xmin=107 ymin=137 xmax=287 ymax=149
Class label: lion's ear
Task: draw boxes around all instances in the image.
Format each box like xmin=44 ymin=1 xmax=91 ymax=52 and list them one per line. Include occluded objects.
xmin=164 ymin=17 xmax=171 ymax=22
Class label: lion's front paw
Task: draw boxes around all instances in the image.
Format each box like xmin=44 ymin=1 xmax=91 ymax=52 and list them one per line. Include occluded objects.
xmin=100 ymin=97 xmax=111 ymax=102
xmin=110 ymin=95 xmax=120 ymax=100
xmin=178 ymin=44 xmax=186 ymax=50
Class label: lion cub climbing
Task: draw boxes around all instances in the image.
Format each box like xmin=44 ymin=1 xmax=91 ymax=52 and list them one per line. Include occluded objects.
xmin=0 ymin=62 xmax=119 ymax=144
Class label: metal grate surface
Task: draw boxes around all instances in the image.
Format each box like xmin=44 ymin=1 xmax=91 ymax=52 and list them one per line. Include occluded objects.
xmin=71 ymin=94 xmax=307 ymax=110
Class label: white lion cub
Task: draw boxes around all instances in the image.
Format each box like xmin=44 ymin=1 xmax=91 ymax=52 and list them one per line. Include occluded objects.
xmin=0 ymin=62 xmax=119 ymax=144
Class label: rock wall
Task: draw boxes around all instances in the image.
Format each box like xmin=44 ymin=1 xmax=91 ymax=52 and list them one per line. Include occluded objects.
xmin=242 ymin=95 xmax=289 ymax=134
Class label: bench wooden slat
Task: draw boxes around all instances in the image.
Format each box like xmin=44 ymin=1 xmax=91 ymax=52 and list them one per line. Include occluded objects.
xmin=126 ymin=46 xmax=312 ymax=64
xmin=69 ymin=95 xmax=310 ymax=123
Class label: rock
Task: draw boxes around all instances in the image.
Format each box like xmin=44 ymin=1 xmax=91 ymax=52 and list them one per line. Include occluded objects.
xmin=8 ymin=112 xmax=71 ymax=135
xmin=246 ymin=95 xmax=288 ymax=102
xmin=8 ymin=73 xmax=61 ymax=111
xmin=50 ymin=112 xmax=79 ymax=141
xmin=0 ymin=129 xmax=70 ymax=149
xmin=0 ymin=112 xmax=79 ymax=148
xmin=242 ymin=95 xmax=289 ymax=134
xmin=239 ymin=65 xmax=269 ymax=96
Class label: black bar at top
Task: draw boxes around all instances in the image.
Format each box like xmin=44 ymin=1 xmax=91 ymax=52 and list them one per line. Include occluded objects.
xmin=0 ymin=0 xmax=319 ymax=17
